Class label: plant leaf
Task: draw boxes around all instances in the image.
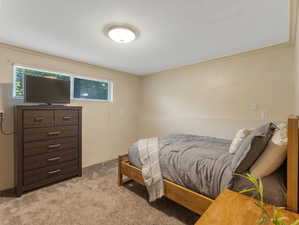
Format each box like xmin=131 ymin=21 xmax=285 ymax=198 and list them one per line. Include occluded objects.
xmin=247 ymin=173 xmax=259 ymax=187
xmin=258 ymin=178 xmax=264 ymax=202
xmin=239 ymin=188 xmax=257 ymax=194
xmin=258 ymin=216 xmax=266 ymax=224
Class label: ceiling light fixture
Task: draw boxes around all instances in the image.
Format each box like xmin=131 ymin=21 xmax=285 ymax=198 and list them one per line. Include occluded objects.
xmin=106 ymin=25 xmax=137 ymax=44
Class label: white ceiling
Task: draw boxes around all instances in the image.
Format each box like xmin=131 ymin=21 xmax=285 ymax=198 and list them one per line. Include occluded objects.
xmin=0 ymin=0 xmax=289 ymax=75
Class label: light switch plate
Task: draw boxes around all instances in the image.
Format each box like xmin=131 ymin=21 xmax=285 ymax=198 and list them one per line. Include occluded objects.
xmin=249 ymin=104 xmax=258 ymax=111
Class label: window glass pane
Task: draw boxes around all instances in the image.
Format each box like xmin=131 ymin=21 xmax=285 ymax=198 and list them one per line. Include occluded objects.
xmin=14 ymin=67 xmax=70 ymax=98
xmin=73 ymin=78 xmax=109 ymax=100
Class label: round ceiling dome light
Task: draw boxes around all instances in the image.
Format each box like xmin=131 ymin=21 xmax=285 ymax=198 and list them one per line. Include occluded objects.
xmin=107 ymin=26 xmax=137 ymax=44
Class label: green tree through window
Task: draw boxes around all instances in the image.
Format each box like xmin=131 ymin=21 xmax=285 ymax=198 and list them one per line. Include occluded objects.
xmin=73 ymin=78 xmax=109 ymax=100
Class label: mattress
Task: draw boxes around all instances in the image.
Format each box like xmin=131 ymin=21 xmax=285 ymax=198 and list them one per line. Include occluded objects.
xmin=128 ymin=134 xmax=286 ymax=206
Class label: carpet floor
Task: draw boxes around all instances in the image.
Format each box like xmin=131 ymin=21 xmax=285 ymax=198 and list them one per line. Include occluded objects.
xmin=0 ymin=160 xmax=199 ymax=225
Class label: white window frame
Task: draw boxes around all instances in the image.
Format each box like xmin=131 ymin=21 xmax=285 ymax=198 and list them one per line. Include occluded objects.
xmin=13 ymin=65 xmax=113 ymax=102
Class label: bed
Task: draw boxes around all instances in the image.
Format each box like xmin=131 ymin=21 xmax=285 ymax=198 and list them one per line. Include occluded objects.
xmin=118 ymin=116 xmax=299 ymax=215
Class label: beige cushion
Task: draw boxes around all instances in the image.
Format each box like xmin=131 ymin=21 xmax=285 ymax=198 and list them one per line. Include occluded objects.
xmin=250 ymin=123 xmax=287 ymax=178
xmin=229 ymin=128 xmax=252 ymax=154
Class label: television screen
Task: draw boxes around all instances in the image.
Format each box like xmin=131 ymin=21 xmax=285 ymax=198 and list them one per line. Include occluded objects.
xmin=24 ymin=75 xmax=70 ymax=104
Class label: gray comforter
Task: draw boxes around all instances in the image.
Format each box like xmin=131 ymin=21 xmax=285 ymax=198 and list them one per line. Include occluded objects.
xmin=129 ymin=134 xmax=233 ymax=199
xmin=129 ymin=134 xmax=286 ymax=206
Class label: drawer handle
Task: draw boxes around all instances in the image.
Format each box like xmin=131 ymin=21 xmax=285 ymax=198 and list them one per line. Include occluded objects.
xmin=48 ymin=157 xmax=61 ymax=162
xmin=34 ymin=117 xmax=44 ymax=122
xmin=48 ymin=144 xmax=62 ymax=149
xmin=63 ymin=116 xmax=72 ymax=121
xmin=48 ymin=169 xmax=61 ymax=175
xmin=48 ymin=131 xmax=61 ymax=136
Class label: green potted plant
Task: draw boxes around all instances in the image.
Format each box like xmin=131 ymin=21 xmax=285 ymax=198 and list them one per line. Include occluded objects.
xmin=238 ymin=173 xmax=299 ymax=225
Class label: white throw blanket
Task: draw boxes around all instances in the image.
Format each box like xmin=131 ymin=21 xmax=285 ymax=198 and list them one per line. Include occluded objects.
xmin=138 ymin=137 xmax=164 ymax=202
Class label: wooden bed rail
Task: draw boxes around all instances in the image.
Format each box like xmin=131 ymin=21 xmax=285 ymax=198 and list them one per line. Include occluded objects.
xmin=118 ymin=154 xmax=129 ymax=186
xmin=119 ymin=160 xmax=213 ymax=215
xmin=118 ymin=154 xmax=213 ymax=215
xmin=287 ymin=116 xmax=299 ymax=212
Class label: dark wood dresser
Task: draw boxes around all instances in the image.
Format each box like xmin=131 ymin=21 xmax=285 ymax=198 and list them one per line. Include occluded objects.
xmin=14 ymin=105 xmax=82 ymax=196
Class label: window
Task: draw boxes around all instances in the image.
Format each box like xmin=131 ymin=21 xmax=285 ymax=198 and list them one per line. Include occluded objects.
xmin=14 ymin=66 xmax=70 ymax=99
xmin=73 ymin=77 xmax=111 ymax=101
xmin=13 ymin=65 xmax=113 ymax=102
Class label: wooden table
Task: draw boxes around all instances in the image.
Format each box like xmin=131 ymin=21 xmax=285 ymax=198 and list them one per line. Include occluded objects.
xmin=195 ymin=189 xmax=299 ymax=225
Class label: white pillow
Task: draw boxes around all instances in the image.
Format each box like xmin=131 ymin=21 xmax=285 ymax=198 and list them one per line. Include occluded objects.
xmin=229 ymin=128 xmax=252 ymax=154
xmin=250 ymin=123 xmax=287 ymax=178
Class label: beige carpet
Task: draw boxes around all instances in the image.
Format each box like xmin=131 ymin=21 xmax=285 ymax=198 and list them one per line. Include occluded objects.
xmin=0 ymin=160 xmax=198 ymax=225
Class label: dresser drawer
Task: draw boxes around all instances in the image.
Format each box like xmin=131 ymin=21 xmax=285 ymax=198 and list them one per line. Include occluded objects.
xmin=24 ymin=137 xmax=77 ymax=157
xmin=23 ymin=110 xmax=54 ymax=128
xmin=24 ymin=126 xmax=78 ymax=142
xmin=24 ymin=149 xmax=78 ymax=171
xmin=55 ymin=110 xmax=78 ymax=126
xmin=23 ymin=160 xmax=78 ymax=186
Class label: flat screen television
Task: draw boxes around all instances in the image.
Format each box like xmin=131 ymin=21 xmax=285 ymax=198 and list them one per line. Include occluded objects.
xmin=24 ymin=75 xmax=70 ymax=105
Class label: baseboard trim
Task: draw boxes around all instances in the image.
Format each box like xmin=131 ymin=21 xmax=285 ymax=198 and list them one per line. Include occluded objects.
xmin=0 ymin=188 xmax=16 ymax=197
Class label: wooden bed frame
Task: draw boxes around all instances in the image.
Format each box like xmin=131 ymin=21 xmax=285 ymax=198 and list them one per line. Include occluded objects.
xmin=118 ymin=116 xmax=299 ymax=215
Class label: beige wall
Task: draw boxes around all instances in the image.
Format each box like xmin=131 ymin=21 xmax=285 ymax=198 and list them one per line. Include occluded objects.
xmin=294 ymin=6 xmax=299 ymax=113
xmin=0 ymin=44 xmax=140 ymax=190
xmin=138 ymin=45 xmax=294 ymax=140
